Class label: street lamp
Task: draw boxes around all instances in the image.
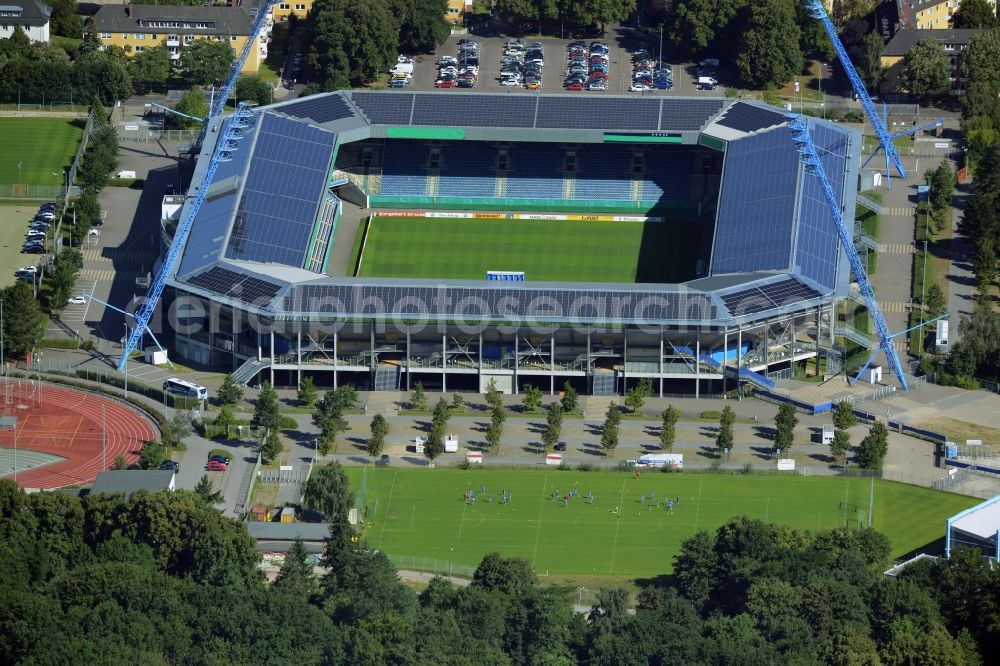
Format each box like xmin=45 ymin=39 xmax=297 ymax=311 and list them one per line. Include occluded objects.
xmin=919 ymin=185 xmax=931 ymax=355
xmin=123 ymin=323 xmax=129 ymax=398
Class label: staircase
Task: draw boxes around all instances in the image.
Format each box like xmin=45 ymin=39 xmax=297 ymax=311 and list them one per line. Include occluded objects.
xmin=835 ymin=324 xmax=875 ymax=349
xmin=232 ymin=358 xmax=267 ymax=386
xmin=854 ymin=233 xmax=878 ymax=252
xmin=856 ymin=193 xmax=882 ymax=214
xmin=726 ymin=366 xmax=776 ymax=390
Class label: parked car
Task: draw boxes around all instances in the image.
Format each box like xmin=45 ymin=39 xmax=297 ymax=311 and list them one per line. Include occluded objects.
xmin=206 ymin=460 xmax=227 ymax=472
xmin=159 ymin=460 xmax=179 ymax=473
xmin=67 ymin=295 xmax=87 ymax=305
xmin=565 ymin=81 xmax=584 ymax=91
xmin=554 ymin=442 xmax=567 ymax=452
xmin=21 ymin=245 xmax=44 ymax=254
xmin=437 ymin=56 xmax=457 ymax=66
xmin=631 ymin=82 xmax=652 ymax=92
xmin=209 ymin=454 xmax=231 ymax=464
xmin=434 ymin=79 xmax=456 ymax=88
xmin=377 ymin=454 xmax=391 ymax=467
xmin=17 ymin=265 xmax=37 ymax=273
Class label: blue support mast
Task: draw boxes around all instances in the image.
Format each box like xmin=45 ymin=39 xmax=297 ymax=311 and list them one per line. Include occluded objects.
xmin=115 ymin=1 xmax=275 ymax=371
xmin=804 ymin=0 xmax=906 ymax=186
xmin=148 ymin=102 xmax=205 ymax=125
xmin=788 ymin=116 xmax=909 ymax=390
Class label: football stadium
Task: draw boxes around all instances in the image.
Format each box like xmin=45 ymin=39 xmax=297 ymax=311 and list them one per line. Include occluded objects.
xmin=166 ymin=91 xmax=860 ymax=396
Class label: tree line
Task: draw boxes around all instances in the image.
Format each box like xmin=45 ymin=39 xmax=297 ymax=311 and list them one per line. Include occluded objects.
xmin=2 ymin=467 xmax=997 ymax=664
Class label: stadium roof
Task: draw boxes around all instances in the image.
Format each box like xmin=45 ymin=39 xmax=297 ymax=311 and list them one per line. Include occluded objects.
xmin=170 ymin=91 xmax=859 ymax=327
xmin=949 ymin=495 xmax=1000 ymax=541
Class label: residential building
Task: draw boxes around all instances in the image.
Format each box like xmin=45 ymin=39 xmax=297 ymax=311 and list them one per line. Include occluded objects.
xmin=272 ymin=0 xmax=312 ymax=22
xmin=880 ymin=27 xmax=979 ymax=93
xmin=89 ymin=470 xmax=176 ymax=497
xmin=0 ymin=0 xmax=51 ymax=42
xmin=445 ymin=0 xmax=472 ymax=25
xmin=92 ymin=3 xmax=266 ymax=74
xmin=895 ymin=0 xmax=997 ymax=29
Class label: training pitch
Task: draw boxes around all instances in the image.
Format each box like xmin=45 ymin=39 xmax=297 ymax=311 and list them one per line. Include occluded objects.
xmin=349 ymin=468 xmax=977 ymax=579
xmin=355 ymin=216 xmax=701 ymax=283
xmin=0 ymin=117 xmax=84 ymax=186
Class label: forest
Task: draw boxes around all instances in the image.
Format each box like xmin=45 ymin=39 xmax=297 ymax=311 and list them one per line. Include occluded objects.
xmin=0 ymin=468 xmax=997 ymax=664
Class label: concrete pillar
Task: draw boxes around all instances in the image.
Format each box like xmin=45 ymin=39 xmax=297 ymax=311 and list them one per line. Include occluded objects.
xmin=695 ymin=334 xmax=700 ymax=399
xmin=269 ymin=330 xmax=274 ymax=386
xmin=550 ymin=334 xmax=555 ymax=395
xmin=296 ymin=327 xmax=302 ymax=387
xmin=442 ymin=334 xmax=447 ymax=393
xmin=406 ymin=330 xmax=412 ymax=391
xmin=586 ymin=330 xmax=592 ymax=395
xmin=477 ymin=333 xmax=482 ymax=394
xmin=513 ymin=335 xmax=519 ymax=395
xmin=722 ymin=330 xmax=728 ymax=395
xmin=333 ymin=331 xmax=338 ymax=389
xmin=622 ymin=332 xmax=627 ymax=397
xmin=658 ymin=330 xmax=664 ymax=398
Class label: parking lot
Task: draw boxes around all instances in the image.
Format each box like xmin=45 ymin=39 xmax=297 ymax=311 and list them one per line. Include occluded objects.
xmin=401 ymin=28 xmax=724 ymax=97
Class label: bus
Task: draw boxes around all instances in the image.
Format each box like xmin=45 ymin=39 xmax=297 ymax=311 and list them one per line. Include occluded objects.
xmin=163 ymin=378 xmax=208 ymax=400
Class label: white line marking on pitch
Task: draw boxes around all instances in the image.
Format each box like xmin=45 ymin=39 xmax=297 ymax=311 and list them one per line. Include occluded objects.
xmin=376 ymin=471 xmax=397 ymax=549
xmin=530 ymin=473 xmax=549 ymax=566
xmin=608 ymin=478 xmax=627 ymax=574
xmin=693 ymin=477 xmax=704 ymax=530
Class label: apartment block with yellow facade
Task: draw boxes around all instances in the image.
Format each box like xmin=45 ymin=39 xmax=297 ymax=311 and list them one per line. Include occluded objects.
xmin=92 ymin=4 xmax=266 ymax=74
xmin=445 ymin=0 xmax=472 ymax=25
xmin=272 ymin=0 xmax=313 ymax=22
xmin=895 ymin=0 xmax=997 ymax=29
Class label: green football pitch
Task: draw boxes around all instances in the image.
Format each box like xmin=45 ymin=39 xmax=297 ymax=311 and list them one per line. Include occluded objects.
xmin=347 ymin=467 xmax=977 ymax=580
xmin=0 ymin=117 xmax=84 ymax=186
xmin=355 ymin=216 xmax=702 ymax=283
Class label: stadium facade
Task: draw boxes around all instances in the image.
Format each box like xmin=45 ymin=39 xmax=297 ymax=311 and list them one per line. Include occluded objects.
xmin=164 ymin=91 xmax=862 ymax=396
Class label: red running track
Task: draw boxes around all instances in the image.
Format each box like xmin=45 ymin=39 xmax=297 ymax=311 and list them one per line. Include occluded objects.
xmin=0 ymin=380 xmax=156 ymax=489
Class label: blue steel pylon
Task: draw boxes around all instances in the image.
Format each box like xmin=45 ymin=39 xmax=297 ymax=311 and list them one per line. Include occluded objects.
xmin=788 ymin=116 xmax=909 ymax=390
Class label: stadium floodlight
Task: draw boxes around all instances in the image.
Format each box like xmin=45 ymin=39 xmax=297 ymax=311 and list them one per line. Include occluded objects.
xmin=788 ymin=116 xmax=908 ymax=390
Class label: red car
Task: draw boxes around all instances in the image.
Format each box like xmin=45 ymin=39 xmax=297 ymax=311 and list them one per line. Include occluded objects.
xmin=565 ymin=82 xmax=584 ymax=91
xmin=206 ymin=460 xmax=228 ymax=472
xmin=434 ymin=79 xmax=456 ymax=88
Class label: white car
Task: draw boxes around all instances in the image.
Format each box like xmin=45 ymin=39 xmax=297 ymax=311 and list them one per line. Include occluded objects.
xmin=87 ymin=227 xmax=100 ymax=236
xmin=67 ymin=296 xmax=87 ymax=305
xmin=438 ymin=66 xmax=458 ymax=77
xmin=630 ymin=83 xmax=651 ymax=92
xmin=18 ymin=265 xmax=37 ymax=273
xmin=500 ymin=77 xmax=522 ymax=86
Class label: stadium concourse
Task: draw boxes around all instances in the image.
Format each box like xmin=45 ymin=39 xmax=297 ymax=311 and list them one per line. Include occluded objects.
xmin=162 ymin=91 xmax=862 ymax=398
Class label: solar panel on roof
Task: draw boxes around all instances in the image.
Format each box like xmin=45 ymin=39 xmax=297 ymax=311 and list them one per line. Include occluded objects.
xmin=186 ymin=266 xmax=282 ymax=304
xmin=757 ymin=278 xmax=822 ymax=306
xmin=719 ymin=287 xmax=773 ymax=317
xmin=719 ymin=277 xmax=824 ymax=316
xmin=659 ymin=99 xmax=726 ymax=131
xmin=535 ymin=97 xmax=660 ymax=130
xmin=282 ymin=284 xmax=716 ymax=322
xmin=350 ymin=92 xmax=414 ymax=124
xmin=412 ymin=94 xmax=536 ymax=127
xmin=223 ymin=113 xmax=337 ymax=268
xmin=716 ymin=102 xmax=788 ymax=133
xmin=278 ymin=95 xmax=354 ymax=124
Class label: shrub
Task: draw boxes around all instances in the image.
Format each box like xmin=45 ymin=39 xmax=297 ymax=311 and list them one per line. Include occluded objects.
xmin=576 ymin=463 xmax=596 ymax=472
xmin=699 ymin=411 xmax=721 ymax=420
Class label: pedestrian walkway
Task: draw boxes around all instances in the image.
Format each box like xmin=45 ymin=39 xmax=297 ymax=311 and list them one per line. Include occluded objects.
xmin=81 ymin=248 xmax=157 ymax=264
xmin=877 ymin=243 xmax=915 ymax=255
xmin=366 ymin=391 xmax=401 ymax=416
xmin=878 ymin=301 xmax=910 ymax=313
xmin=80 ymin=268 xmax=142 ymax=281
xmin=881 ymin=206 xmax=913 ymax=217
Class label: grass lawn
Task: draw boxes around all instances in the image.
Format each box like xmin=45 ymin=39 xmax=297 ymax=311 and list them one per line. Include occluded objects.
xmin=0 ymin=204 xmax=38 ymax=287
xmin=357 ymin=216 xmax=701 ymax=283
xmin=0 ymin=117 xmax=84 ymax=186
xmin=348 ymin=468 xmax=976 ymax=581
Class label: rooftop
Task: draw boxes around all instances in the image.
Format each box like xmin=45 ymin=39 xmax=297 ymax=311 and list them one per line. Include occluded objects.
xmin=883 ymin=28 xmax=980 ymax=56
xmin=89 ymin=470 xmax=175 ymax=497
xmin=93 ymin=4 xmax=253 ymax=36
xmin=0 ymin=0 xmax=51 ymax=27
xmin=950 ymin=495 xmax=1000 ymax=541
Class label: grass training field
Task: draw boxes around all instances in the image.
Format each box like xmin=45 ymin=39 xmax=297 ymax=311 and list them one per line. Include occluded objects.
xmin=0 ymin=117 xmax=84 ymax=186
xmin=355 ymin=216 xmax=701 ymax=283
xmin=348 ymin=468 xmax=977 ymax=581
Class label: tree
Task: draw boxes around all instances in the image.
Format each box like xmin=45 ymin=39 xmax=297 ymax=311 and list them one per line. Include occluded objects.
xmin=667 ymin=0 xmax=749 ymax=59
xmin=588 ymin=587 xmax=631 ymax=635
xmin=138 ymin=440 xmax=166 ymax=469
xmin=833 ymin=401 xmax=858 ymax=431
xmin=180 ymin=38 xmax=234 ymax=85
xmin=312 ymin=387 xmax=351 ymax=454
xmin=111 ymin=453 xmax=128 ymax=470
xmin=560 ymin=380 xmax=578 ymax=414
xmin=303 ymin=0 xmax=400 ymax=90
xmin=773 ymin=403 xmax=798 ymax=453
xmin=214 ymin=405 xmax=237 ymax=432
xmin=625 ymin=379 xmax=651 ymax=414
xmin=367 ymin=413 xmax=389 ymax=458
xmin=660 ymin=405 xmax=680 ymax=452
xmin=424 ymin=397 xmax=450 ymax=461
xmin=830 ymin=429 xmax=851 ymax=465
xmin=485 ymin=378 xmax=502 ymax=410
xmin=410 ymin=382 xmax=427 ymax=411
xmin=541 ymin=401 xmax=563 ymax=451
xmin=858 ymin=31 xmax=884 ymax=91
xmin=901 ymin=39 xmax=951 ymax=102
xmin=486 ymin=402 xmax=505 ymax=453
xmin=471 ymin=551 xmax=536 ymax=595
xmin=521 ymin=385 xmax=543 ymax=413
xmin=929 ymin=160 xmax=956 ymax=217
xmin=926 ymin=283 xmax=946 ymax=317
xmin=127 ymin=45 xmax=171 ymax=93
xmin=193 ymin=474 xmax=222 ymax=504
xmin=1 ymin=282 xmax=44 ymax=358
xmin=735 ymin=0 xmax=803 ymax=89
xmin=233 ymin=75 xmax=273 ymax=106
xmin=450 ymin=392 xmax=464 ymax=414
xmin=297 ymin=376 xmax=317 ymax=406
xmin=952 ymin=0 xmax=999 ymax=29
xmin=972 ymin=236 xmax=997 ymax=289
xmin=303 ymin=461 xmax=354 ymax=522
xmin=49 ymin=0 xmax=83 ymax=38
xmin=856 ymin=420 xmax=889 ymax=470
xmin=251 ymin=381 xmax=281 ymax=433
xmin=397 ymin=0 xmax=450 ymax=53
xmin=259 ymin=429 xmax=283 ymax=463
xmin=274 ymin=536 xmax=316 ymax=595
xmin=160 ymin=411 xmax=193 ymax=448
xmin=170 ymin=88 xmax=208 ymax=129
xmin=73 ymin=51 xmax=132 ymax=104
xmin=216 ymin=374 xmax=243 ymax=407
xmin=716 ymin=405 xmax=735 ymax=453
xmin=600 ymin=402 xmax=621 ymax=456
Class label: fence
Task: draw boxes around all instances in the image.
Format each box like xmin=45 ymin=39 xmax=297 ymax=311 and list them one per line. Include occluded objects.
xmin=115 ymin=125 xmax=202 ymax=144
xmin=387 ymin=554 xmax=478 ymax=579
xmin=259 ymin=467 xmax=310 ymax=484
xmin=0 ymin=184 xmax=64 ymax=200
